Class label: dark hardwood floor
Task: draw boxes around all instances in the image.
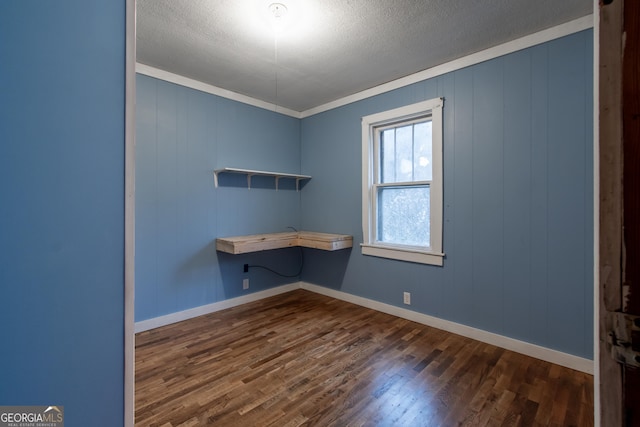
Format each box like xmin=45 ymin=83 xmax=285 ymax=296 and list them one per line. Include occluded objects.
xmin=135 ymin=290 xmax=593 ymax=426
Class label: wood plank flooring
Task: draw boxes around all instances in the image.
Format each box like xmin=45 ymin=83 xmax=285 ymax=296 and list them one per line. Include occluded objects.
xmin=135 ymin=290 xmax=593 ymax=426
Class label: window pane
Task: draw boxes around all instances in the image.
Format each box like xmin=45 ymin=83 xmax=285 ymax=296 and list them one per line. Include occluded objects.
xmin=395 ymin=125 xmax=413 ymax=182
xmin=414 ymin=121 xmax=432 ymax=181
xmin=381 ymin=129 xmax=395 ymax=183
xmin=380 ymin=121 xmax=432 ymax=184
xmin=377 ymin=186 xmax=430 ymax=247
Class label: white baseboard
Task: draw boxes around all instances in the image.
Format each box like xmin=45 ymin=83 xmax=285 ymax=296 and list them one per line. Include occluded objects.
xmin=134 ymin=283 xmax=300 ymax=333
xmin=299 ymin=282 xmax=594 ymax=375
xmin=134 ymin=281 xmax=593 ymax=374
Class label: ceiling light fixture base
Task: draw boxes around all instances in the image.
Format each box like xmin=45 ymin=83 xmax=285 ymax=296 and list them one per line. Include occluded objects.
xmin=269 ymin=3 xmax=288 ymax=19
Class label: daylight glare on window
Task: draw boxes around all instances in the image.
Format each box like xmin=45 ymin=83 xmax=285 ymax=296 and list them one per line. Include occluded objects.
xmin=378 ymin=186 xmax=430 ymax=246
xmin=377 ymin=119 xmax=433 ymax=247
xmin=380 ymin=120 xmax=432 ymax=183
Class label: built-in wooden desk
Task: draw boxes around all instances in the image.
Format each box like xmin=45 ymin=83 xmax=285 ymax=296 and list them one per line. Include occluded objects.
xmin=216 ymin=231 xmax=353 ymax=254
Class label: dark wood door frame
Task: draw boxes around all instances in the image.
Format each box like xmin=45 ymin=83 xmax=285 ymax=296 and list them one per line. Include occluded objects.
xmin=599 ymin=0 xmax=640 ymax=425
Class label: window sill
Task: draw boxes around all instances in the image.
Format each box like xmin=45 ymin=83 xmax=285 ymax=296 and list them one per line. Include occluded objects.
xmin=361 ymin=244 xmax=444 ymax=266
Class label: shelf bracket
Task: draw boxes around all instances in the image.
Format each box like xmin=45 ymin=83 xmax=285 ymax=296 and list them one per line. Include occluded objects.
xmin=213 ymin=168 xmax=311 ymax=191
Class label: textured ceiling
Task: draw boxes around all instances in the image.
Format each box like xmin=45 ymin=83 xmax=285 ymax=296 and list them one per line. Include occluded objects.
xmin=137 ymin=0 xmax=592 ymax=113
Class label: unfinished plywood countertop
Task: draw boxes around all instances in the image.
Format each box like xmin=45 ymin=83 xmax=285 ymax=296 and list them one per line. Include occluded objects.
xmin=216 ymin=231 xmax=353 ymax=254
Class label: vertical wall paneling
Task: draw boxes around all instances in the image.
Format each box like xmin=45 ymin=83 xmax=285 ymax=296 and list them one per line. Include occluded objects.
xmin=583 ymin=31 xmax=595 ymax=360
xmin=471 ymin=59 xmax=505 ymax=334
xmin=301 ymin=30 xmax=594 ymax=359
xmin=156 ymin=80 xmax=180 ymax=317
xmin=502 ymin=50 xmax=533 ymax=341
xmin=443 ymin=67 xmax=475 ymax=325
xmin=529 ymin=43 xmax=551 ymax=348
xmin=135 ymin=76 xmax=302 ymax=322
xmin=546 ymin=33 xmax=589 ymax=355
xmin=437 ymin=73 xmax=456 ymax=320
xmin=135 ymin=76 xmax=159 ymax=321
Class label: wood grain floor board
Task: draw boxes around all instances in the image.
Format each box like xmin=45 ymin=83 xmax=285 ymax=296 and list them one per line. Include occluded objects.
xmin=135 ymin=290 xmax=593 ymax=426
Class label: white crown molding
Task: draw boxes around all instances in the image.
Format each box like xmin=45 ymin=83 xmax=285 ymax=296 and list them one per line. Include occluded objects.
xmin=135 ymin=281 xmax=594 ymax=374
xmin=136 ymin=15 xmax=593 ymax=120
xmin=135 ymin=63 xmax=302 ymax=119
xmin=300 ymin=14 xmax=594 ymax=118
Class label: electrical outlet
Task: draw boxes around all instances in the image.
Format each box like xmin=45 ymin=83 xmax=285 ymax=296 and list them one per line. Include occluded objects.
xmin=403 ymin=292 xmax=411 ymax=305
xmin=243 ymin=264 xmax=249 ymax=273
xmin=243 ymin=278 xmax=249 ymax=290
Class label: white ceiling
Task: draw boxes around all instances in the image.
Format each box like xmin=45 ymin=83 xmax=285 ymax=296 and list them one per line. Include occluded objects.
xmin=136 ymin=0 xmax=592 ymax=113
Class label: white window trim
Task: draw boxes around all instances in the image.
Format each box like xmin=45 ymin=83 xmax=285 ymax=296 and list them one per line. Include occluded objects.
xmin=361 ymin=97 xmax=444 ymax=266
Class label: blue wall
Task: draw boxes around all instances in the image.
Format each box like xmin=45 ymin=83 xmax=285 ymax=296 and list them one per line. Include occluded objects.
xmin=300 ymin=30 xmax=593 ymax=359
xmin=0 ymin=1 xmax=125 ymax=426
xmin=135 ymin=75 xmax=303 ymax=322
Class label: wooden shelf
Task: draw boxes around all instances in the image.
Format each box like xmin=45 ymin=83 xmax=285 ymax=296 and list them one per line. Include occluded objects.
xmin=213 ymin=168 xmax=311 ymax=190
xmin=216 ymin=231 xmax=353 ymax=254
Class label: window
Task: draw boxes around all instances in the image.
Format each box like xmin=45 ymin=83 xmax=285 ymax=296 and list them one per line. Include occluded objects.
xmin=361 ymin=98 xmax=444 ymax=266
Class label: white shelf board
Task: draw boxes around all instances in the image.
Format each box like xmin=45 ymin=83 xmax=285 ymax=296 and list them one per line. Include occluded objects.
xmin=216 ymin=231 xmax=353 ymax=254
xmin=213 ymin=167 xmax=311 ymax=190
